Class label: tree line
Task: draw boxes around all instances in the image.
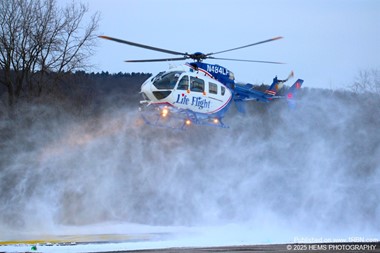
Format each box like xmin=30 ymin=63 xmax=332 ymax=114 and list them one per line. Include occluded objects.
xmin=1 ymin=0 xmax=379 ymax=111
xmin=0 ymin=0 xmax=99 ymax=106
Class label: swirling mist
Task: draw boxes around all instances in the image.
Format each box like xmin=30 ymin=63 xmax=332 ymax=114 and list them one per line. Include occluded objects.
xmin=0 ymin=89 xmax=379 ymax=242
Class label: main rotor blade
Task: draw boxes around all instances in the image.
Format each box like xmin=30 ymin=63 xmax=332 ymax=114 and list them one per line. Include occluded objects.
xmin=125 ymin=57 xmax=188 ymax=63
xmin=209 ymin=56 xmax=284 ymax=64
xmin=99 ymin=35 xmax=185 ymax=56
xmin=208 ymin=36 xmax=283 ymax=56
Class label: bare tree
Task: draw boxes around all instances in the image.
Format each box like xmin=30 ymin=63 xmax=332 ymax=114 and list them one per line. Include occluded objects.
xmin=350 ymin=69 xmax=380 ymax=95
xmin=0 ymin=0 xmax=99 ymax=106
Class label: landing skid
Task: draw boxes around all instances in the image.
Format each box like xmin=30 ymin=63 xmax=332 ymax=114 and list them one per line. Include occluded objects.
xmin=139 ymin=104 xmax=228 ymax=130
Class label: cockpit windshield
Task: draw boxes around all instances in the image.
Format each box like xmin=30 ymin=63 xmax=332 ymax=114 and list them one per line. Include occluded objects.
xmin=153 ymin=71 xmax=183 ymax=90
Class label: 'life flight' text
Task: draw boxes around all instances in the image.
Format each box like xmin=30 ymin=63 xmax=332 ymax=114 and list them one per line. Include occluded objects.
xmin=175 ymin=94 xmax=211 ymax=109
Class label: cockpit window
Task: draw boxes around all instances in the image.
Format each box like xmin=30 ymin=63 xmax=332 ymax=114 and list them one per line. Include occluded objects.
xmin=190 ymin=76 xmax=205 ymax=92
xmin=177 ymin=75 xmax=189 ymax=90
xmin=153 ymin=71 xmax=183 ymax=90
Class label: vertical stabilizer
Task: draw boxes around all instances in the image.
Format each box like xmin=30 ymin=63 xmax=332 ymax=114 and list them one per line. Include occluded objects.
xmin=265 ymin=71 xmax=294 ymax=96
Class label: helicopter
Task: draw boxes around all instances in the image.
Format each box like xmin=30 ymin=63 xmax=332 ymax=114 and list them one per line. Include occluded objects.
xmin=99 ymin=35 xmax=304 ymax=129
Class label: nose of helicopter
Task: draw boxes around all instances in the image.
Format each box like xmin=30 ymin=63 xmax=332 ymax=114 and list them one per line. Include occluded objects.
xmin=140 ymin=74 xmax=175 ymax=102
xmin=140 ymin=78 xmax=153 ymax=101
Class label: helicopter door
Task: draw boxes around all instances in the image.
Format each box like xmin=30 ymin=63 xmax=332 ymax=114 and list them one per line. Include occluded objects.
xmin=209 ymin=82 xmax=218 ymax=95
xmin=177 ymin=75 xmax=189 ymax=91
xmin=190 ymin=76 xmax=205 ymax=93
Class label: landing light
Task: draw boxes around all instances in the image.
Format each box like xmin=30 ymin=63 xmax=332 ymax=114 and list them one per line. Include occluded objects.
xmin=161 ymin=107 xmax=169 ymax=117
xmin=185 ymin=119 xmax=191 ymax=126
xmin=213 ymin=118 xmax=219 ymax=124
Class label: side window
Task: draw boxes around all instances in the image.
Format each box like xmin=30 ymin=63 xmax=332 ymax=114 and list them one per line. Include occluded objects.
xmin=190 ymin=76 xmax=205 ymax=92
xmin=221 ymin=86 xmax=226 ymax=96
xmin=177 ymin=75 xmax=189 ymax=90
xmin=209 ymin=82 xmax=218 ymax=95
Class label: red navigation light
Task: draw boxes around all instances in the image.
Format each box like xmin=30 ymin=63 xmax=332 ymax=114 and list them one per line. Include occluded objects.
xmin=287 ymin=92 xmax=293 ymax=99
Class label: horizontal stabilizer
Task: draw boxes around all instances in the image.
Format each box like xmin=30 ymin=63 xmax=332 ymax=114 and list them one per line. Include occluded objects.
xmin=233 ymin=77 xmax=304 ymax=112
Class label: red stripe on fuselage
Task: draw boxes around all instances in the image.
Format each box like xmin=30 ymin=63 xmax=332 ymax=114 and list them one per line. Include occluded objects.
xmin=185 ymin=63 xmax=214 ymax=79
xmin=208 ymin=94 xmax=232 ymax=114
xmin=265 ymin=90 xmax=276 ymax=95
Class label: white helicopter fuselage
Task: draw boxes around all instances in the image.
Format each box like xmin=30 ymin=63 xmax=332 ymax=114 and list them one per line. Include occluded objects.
xmin=99 ymin=35 xmax=303 ymax=129
xmin=140 ymin=65 xmax=232 ymax=115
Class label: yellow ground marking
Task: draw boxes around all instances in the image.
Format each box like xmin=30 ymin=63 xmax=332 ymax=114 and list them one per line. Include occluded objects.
xmin=0 ymin=233 xmax=151 ymax=245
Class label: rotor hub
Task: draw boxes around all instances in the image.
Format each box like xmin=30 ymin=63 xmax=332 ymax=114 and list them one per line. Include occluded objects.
xmin=188 ymin=52 xmax=208 ymax=62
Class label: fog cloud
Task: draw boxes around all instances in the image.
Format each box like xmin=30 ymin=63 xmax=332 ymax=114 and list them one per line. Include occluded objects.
xmin=0 ymin=90 xmax=379 ymax=242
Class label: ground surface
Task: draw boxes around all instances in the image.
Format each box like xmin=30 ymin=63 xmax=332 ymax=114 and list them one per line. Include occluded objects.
xmin=1 ymin=239 xmax=379 ymax=253
xmin=120 ymin=243 xmax=380 ymax=253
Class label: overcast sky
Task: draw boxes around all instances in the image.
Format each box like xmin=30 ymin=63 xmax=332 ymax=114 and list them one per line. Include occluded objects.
xmin=78 ymin=0 xmax=379 ymax=89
